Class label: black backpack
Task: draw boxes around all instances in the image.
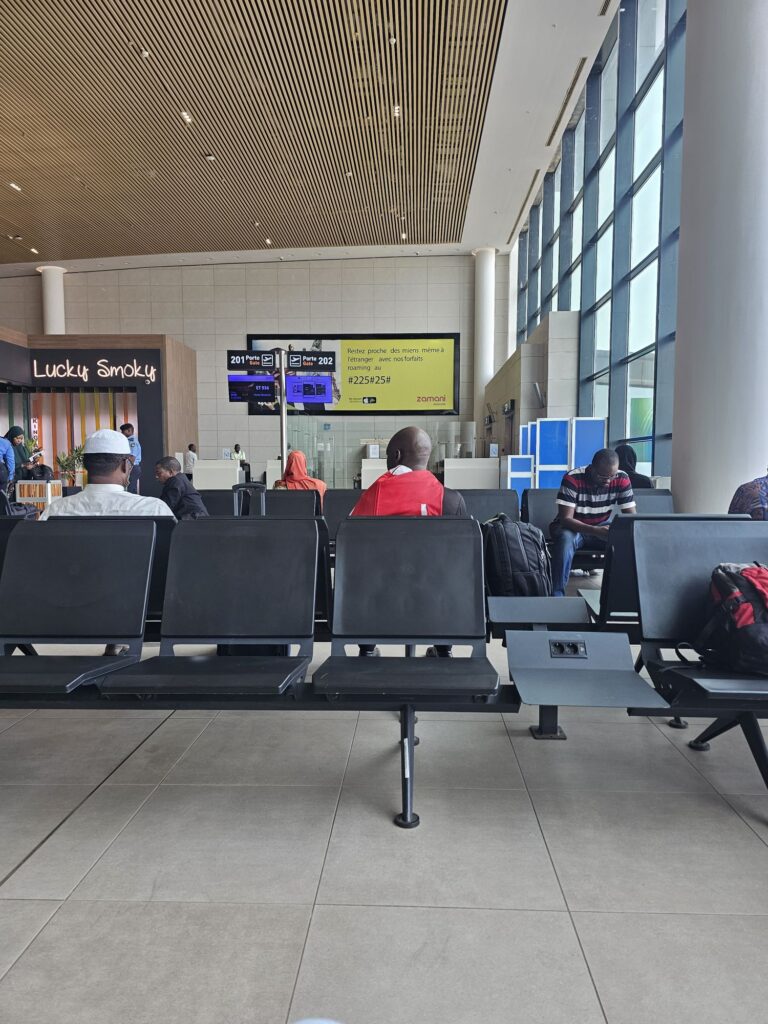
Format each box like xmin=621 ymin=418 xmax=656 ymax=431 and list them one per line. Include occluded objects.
xmin=693 ymin=563 xmax=768 ymax=675
xmin=481 ymin=513 xmax=552 ymax=597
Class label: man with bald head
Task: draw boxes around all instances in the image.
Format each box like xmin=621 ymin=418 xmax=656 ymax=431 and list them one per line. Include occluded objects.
xmin=351 ymin=426 xmax=465 ymax=658
xmin=351 ymin=426 xmax=466 ymax=517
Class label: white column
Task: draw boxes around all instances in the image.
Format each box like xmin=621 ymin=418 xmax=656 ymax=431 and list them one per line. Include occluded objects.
xmin=671 ymin=0 xmax=768 ymax=512
xmin=473 ymin=246 xmax=496 ymax=453
xmin=36 ymin=266 xmax=67 ymax=334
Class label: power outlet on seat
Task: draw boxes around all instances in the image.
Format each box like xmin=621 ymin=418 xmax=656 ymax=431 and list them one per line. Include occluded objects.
xmin=549 ymin=639 xmax=587 ymax=659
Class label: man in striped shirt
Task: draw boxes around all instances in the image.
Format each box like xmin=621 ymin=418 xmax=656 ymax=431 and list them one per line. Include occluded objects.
xmin=551 ymin=448 xmax=636 ymax=596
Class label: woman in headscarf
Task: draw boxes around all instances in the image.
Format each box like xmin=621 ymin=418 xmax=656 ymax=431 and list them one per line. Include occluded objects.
xmin=274 ymin=450 xmax=327 ymax=507
xmin=615 ymin=443 xmax=653 ymax=490
xmin=4 ymin=427 xmax=33 ymax=481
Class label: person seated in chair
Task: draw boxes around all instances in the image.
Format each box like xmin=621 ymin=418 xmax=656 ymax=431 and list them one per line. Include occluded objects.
xmin=274 ymin=449 xmax=327 ymax=508
xmin=729 ymin=465 xmax=768 ymax=520
xmin=155 ymin=457 xmax=209 ymax=520
xmin=550 ymin=448 xmax=635 ymax=597
xmin=351 ymin=426 xmax=466 ymax=657
xmin=615 ymin=443 xmax=653 ymax=489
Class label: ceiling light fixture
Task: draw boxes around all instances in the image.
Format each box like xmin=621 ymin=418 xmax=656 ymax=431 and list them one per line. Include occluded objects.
xmin=180 ymin=110 xmax=194 ymax=125
xmin=401 ymin=232 xmax=407 ymax=240
xmin=9 ymin=182 xmax=21 ymax=192
xmin=393 ymin=105 xmax=401 ymax=118
xmin=30 ymin=247 xmax=38 ymax=254
xmin=140 ymin=48 xmax=151 ymax=58
xmin=346 ymin=170 xmax=353 ymax=178
xmin=12 ymin=235 xmax=22 ymax=241
xmin=389 ymin=35 xmax=397 ymax=45
xmin=203 ymin=153 xmax=216 ymax=162
xmin=265 ymin=238 xmax=272 ymax=246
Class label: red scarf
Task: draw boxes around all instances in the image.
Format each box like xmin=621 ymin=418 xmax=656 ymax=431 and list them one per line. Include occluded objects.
xmin=351 ymin=470 xmax=445 ymax=516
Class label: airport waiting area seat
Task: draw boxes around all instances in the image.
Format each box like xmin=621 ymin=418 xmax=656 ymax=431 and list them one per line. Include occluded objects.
xmin=456 ymin=488 xmax=519 ymax=523
xmin=0 ymin=519 xmax=155 ymax=695
xmin=260 ymin=488 xmax=321 ymax=518
xmin=313 ymin=517 xmax=501 ymax=827
xmin=322 ymin=488 xmax=359 ymax=544
xmin=634 ymin=518 xmax=768 ymax=786
xmin=102 ymin=518 xmax=318 ymax=699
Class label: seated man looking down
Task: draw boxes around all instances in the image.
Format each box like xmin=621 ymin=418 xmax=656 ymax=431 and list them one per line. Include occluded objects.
xmin=352 ymin=426 xmax=465 ymax=658
xmin=155 ymin=457 xmax=209 ymax=520
xmin=550 ymin=447 xmax=635 ymax=597
xmin=351 ymin=426 xmax=466 ymax=518
xmin=41 ymin=429 xmax=173 ymax=520
xmin=728 ymin=466 xmax=768 ymax=520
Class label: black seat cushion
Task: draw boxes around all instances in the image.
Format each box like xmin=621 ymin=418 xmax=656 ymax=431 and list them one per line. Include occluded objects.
xmin=100 ymin=655 xmax=310 ymax=695
xmin=0 ymin=655 xmax=138 ymax=694
xmin=313 ymin=656 xmax=499 ymax=696
xmin=649 ymin=661 xmax=768 ymax=701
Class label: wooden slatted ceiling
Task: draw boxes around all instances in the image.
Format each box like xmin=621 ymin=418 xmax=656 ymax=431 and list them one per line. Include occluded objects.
xmin=0 ymin=0 xmax=506 ymax=263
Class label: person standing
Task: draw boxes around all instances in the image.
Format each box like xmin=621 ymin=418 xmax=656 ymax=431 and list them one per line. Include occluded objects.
xmin=4 ymin=426 xmax=34 ymax=482
xmin=120 ymin=423 xmax=142 ymax=493
xmin=183 ymin=443 xmax=198 ymax=480
xmin=155 ymin=457 xmax=209 ymax=519
xmin=0 ymin=432 xmax=15 ymax=492
xmin=550 ymin=448 xmax=635 ymax=596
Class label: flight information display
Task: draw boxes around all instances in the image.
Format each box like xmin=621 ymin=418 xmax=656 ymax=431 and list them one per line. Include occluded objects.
xmin=227 ymin=374 xmax=276 ymax=403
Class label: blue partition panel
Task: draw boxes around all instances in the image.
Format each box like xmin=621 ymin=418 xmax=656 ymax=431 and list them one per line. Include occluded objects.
xmin=506 ymin=455 xmax=534 ymax=501
xmin=571 ymin=417 xmax=607 ymax=468
xmin=520 ymin=424 xmax=529 ymax=455
xmin=535 ymin=418 xmax=570 ymax=488
xmin=538 ymin=469 xmax=567 ymax=488
xmin=529 ymin=422 xmax=537 ymax=461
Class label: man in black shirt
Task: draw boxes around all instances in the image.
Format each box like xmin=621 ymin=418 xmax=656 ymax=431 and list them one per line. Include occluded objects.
xmin=155 ymin=457 xmax=209 ymax=519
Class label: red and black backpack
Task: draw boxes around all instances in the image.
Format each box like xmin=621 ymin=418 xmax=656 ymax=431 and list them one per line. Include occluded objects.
xmin=694 ymin=563 xmax=768 ymax=675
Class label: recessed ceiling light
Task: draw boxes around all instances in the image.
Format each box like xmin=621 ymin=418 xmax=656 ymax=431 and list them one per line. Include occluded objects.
xmin=393 ymin=105 xmax=401 ymax=118
xmin=389 ymin=35 xmax=397 ymax=45
xmin=30 ymin=247 xmax=38 ymax=254
xmin=346 ymin=170 xmax=353 ymax=178
xmin=140 ymin=48 xmax=151 ymax=58
xmin=204 ymin=153 xmax=216 ymax=162
xmin=279 ymin=256 xmax=285 ymax=261
xmin=252 ymin=220 xmax=260 ymax=227
xmin=9 ymin=182 xmax=21 ymax=192
xmin=180 ymin=110 xmax=194 ymax=125
xmin=265 ymin=238 xmax=272 ymax=246
xmin=12 ymin=235 xmax=22 ymax=241
xmin=401 ymin=232 xmax=407 ymax=240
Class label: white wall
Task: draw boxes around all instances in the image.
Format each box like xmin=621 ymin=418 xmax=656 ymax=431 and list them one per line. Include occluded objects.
xmin=0 ymin=253 xmax=527 ymax=480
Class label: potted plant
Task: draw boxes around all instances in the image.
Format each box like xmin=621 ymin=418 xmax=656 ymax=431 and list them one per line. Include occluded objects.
xmin=56 ymin=445 xmax=84 ymax=486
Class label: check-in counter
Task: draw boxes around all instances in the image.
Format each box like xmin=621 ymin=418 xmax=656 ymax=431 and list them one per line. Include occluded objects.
xmin=193 ymin=460 xmax=244 ymax=490
xmin=362 ymin=459 xmax=387 ymax=489
xmin=443 ymin=458 xmax=501 ymax=490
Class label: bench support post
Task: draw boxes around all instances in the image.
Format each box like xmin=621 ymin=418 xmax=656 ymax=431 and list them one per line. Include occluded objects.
xmin=740 ymin=713 xmax=768 ymax=789
xmin=529 ymin=704 xmax=566 ymax=740
xmin=394 ymin=704 xmax=420 ymax=829
xmin=688 ymin=716 xmax=739 ymax=751
xmin=669 ymin=715 xmax=688 ymax=729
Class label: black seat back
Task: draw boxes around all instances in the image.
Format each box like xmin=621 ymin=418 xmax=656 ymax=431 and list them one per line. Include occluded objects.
xmin=522 ymin=488 xmax=558 ymax=540
xmin=160 ymin=518 xmax=318 ymax=646
xmin=0 ymin=520 xmax=155 ymax=642
xmin=332 ymin=518 xmax=486 ymax=646
xmin=261 ymin=489 xmax=321 ymax=518
xmin=323 ymin=489 xmax=359 ymax=540
xmin=602 ymin=514 xmax=749 ymax=621
xmin=0 ymin=518 xmax=21 ymax=577
xmin=634 ymin=519 xmax=768 ymax=643
xmin=459 ymin=489 xmax=520 ymax=523
xmin=634 ymin=488 xmax=674 ymax=513
xmin=198 ymin=490 xmax=237 ymax=516
xmin=233 ymin=483 xmax=266 ymax=517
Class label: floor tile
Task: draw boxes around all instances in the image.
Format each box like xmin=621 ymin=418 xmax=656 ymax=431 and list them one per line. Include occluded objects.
xmin=72 ymin=784 xmax=338 ymax=903
xmin=0 ymin=711 xmax=34 ymax=736
xmin=504 ymin=706 xmax=650 ymax=726
xmin=660 ymin=720 xmax=768 ymax=795
xmin=215 ymin=709 xmax=358 ymax=721
xmin=164 ymin=715 xmax=356 ymax=786
xmin=32 ymin=709 xmax=171 ymax=719
xmin=0 ymin=716 xmax=165 ymax=785
xmin=533 ymin=790 xmax=768 ymax=913
xmin=0 ymin=900 xmax=310 ymax=1024
xmin=0 ymin=785 xmax=153 ymax=900
xmin=344 ymin=718 xmax=524 ymax=790
xmin=289 ymin=905 xmax=604 ymax=1024
xmin=108 ymin=719 xmax=213 ymax=784
xmin=317 ymin=786 xmax=564 ymax=909
xmin=0 ymin=901 xmax=60 ymax=981
xmin=509 ymin=721 xmax=711 ymax=793
xmin=575 ymin=911 xmax=768 ymax=1024
xmin=167 ymin=709 xmax=221 ymax=719
xmin=726 ymin=793 xmax=768 ymax=844
xmin=0 ymin=786 xmax=91 ymax=880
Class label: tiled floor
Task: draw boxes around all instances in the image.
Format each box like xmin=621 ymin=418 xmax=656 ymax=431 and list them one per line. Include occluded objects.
xmin=1 ymin=635 xmax=768 ymax=1023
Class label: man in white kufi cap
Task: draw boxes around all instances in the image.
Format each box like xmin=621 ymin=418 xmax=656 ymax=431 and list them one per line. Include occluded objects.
xmin=40 ymin=429 xmax=174 ymax=520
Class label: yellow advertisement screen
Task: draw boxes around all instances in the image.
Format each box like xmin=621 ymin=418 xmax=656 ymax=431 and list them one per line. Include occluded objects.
xmin=245 ymin=334 xmax=459 ymax=414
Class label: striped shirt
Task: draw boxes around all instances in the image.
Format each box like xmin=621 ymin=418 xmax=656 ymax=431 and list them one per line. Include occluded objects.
xmin=555 ymin=467 xmax=635 ymax=526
